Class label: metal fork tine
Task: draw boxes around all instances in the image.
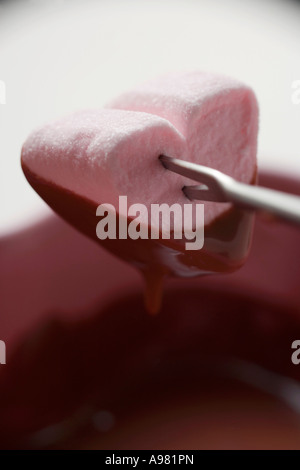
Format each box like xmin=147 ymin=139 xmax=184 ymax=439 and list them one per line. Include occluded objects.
xmin=159 ymin=154 xmax=215 ymax=186
xmin=183 ymin=185 xmax=224 ymax=202
xmin=159 ymin=155 xmax=300 ymax=226
xmin=159 ymin=155 xmax=229 ymax=202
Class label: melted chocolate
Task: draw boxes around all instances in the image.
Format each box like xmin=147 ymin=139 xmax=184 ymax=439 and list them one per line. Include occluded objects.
xmin=0 ymin=171 xmax=298 ymax=449
xmin=22 ymin=163 xmax=255 ymax=313
xmin=0 ymin=286 xmax=300 ymax=449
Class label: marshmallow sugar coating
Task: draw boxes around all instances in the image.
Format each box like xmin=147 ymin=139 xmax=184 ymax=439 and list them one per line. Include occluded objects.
xmin=21 ymin=109 xmax=188 ymax=234
xmin=21 ymin=72 xmax=259 ymax=313
xmin=108 ymin=71 xmax=259 ymax=225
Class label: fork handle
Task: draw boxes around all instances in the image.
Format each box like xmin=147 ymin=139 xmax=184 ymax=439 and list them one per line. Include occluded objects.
xmin=227 ymin=180 xmax=300 ymax=226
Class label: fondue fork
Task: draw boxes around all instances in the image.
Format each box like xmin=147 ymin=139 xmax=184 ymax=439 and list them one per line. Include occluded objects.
xmin=159 ymin=155 xmax=300 ymax=226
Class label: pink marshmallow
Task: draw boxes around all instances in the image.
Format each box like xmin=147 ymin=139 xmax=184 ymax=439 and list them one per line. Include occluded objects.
xmin=21 ymin=109 xmax=188 ymax=233
xmin=108 ymin=71 xmax=259 ymax=223
xmin=22 ymin=72 xmax=258 ymax=236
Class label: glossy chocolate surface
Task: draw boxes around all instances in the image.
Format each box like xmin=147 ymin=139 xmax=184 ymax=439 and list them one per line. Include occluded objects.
xmin=0 ymin=172 xmax=299 ymax=449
